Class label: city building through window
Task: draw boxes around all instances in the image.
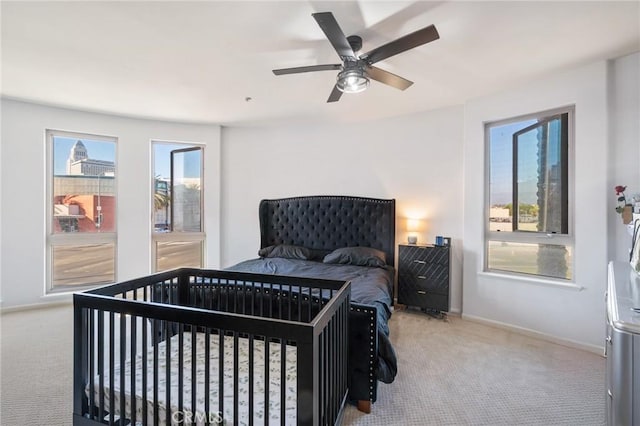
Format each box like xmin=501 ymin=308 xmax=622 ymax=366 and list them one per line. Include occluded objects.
xmin=485 ymin=106 xmax=574 ymax=281
xmin=152 ymin=141 xmax=204 ymax=272
xmin=47 ymin=130 xmax=117 ymax=291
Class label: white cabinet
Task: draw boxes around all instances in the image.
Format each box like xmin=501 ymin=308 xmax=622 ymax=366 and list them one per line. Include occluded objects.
xmin=606 ymin=262 xmax=640 ymax=425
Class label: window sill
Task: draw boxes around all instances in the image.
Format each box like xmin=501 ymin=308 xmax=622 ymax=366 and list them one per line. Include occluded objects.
xmin=41 ymin=291 xmax=75 ymax=300
xmin=43 ymin=282 xmax=106 ymax=298
xmin=478 ymin=271 xmax=584 ymax=291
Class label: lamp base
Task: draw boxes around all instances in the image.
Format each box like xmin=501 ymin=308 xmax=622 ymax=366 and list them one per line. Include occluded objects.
xmin=407 ymin=235 xmax=418 ymax=245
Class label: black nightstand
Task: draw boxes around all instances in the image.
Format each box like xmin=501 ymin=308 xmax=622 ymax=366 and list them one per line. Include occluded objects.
xmin=397 ymin=244 xmax=450 ymax=313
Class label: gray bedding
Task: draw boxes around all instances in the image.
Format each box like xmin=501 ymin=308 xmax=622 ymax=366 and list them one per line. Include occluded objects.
xmin=226 ymin=257 xmax=398 ymax=383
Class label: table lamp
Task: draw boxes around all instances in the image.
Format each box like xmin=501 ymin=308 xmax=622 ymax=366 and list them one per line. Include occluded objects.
xmin=406 ymin=218 xmax=422 ymax=244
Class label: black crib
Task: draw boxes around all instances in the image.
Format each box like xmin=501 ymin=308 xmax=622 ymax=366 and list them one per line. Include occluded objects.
xmin=73 ymin=268 xmax=351 ymax=426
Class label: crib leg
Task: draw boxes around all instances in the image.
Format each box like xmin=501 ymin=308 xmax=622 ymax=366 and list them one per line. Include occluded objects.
xmin=357 ymin=399 xmax=371 ymax=414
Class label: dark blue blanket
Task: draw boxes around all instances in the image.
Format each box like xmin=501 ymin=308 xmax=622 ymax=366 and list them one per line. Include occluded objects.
xmin=226 ymin=257 xmax=398 ymax=383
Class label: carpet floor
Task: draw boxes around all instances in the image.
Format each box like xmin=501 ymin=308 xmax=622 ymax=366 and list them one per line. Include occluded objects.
xmin=0 ymin=305 xmax=604 ymax=425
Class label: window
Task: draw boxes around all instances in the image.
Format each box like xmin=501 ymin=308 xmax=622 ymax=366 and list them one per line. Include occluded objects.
xmin=47 ymin=130 xmax=117 ymax=291
xmin=152 ymin=142 xmax=204 ymax=272
xmin=485 ymin=106 xmax=573 ymax=280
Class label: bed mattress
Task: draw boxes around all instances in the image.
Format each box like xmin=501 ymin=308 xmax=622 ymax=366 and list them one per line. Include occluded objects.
xmin=86 ymin=332 xmax=297 ymax=426
xmin=226 ymin=257 xmax=397 ymax=383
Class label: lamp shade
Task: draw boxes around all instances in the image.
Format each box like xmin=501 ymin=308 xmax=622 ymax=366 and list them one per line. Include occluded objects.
xmin=406 ymin=218 xmax=424 ymax=244
xmin=406 ymin=218 xmax=422 ymax=233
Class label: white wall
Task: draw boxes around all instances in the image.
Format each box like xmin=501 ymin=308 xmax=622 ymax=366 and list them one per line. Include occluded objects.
xmin=608 ymin=52 xmax=640 ymax=261
xmin=462 ymin=61 xmax=609 ymax=350
xmin=3 ymin=53 xmax=635 ymax=349
xmin=221 ymin=106 xmax=465 ymax=312
xmin=0 ymin=99 xmax=3 ymax=305
xmin=0 ymin=99 xmax=221 ymax=308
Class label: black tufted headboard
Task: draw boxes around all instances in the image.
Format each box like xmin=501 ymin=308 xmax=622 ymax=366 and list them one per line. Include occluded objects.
xmin=259 ymin=196 xmax=396 ymax=267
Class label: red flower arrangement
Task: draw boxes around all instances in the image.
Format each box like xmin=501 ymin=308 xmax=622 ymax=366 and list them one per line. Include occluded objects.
xmin=615 ymin=185 xmax=628 ymax=213
xmin=614 ymin=185 xmax=630 ymax=213
xmin=615 ymin=185 xmax=634 ymax=224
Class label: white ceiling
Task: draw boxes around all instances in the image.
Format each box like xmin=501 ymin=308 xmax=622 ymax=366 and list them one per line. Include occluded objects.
xmin=2 ymin=1 xmax=639 ymax=126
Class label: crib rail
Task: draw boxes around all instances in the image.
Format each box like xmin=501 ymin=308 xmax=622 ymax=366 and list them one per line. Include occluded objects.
xmin=73 ymin=268 xmax=350 ymax=426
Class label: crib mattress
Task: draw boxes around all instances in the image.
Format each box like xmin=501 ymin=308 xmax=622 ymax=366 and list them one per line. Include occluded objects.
xmin=86 ymin=332 xmax=297 ymax=425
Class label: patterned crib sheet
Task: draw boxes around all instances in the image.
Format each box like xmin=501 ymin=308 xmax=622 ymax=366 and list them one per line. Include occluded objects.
xmin=85 ymin=332 xmax=297 ymax=425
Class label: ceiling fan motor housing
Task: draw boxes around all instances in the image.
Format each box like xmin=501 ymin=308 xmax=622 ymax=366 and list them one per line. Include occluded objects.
xmin=347 ymin=35 xmax=363 ymax=53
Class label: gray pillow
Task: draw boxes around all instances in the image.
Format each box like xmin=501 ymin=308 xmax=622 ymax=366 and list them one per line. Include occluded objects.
xmin=258 ymin=244 xmax=312 ymax=260
xmin=323 ymin=246 xmax=386 ymax=268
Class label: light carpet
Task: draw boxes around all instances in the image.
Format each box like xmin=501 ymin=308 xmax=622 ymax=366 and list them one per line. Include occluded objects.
xmin=1 ymin=305 xmax=604 ymax=425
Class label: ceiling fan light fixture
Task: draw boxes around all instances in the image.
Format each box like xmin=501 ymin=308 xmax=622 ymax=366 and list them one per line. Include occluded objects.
xmin=336 ymin=68 xmax=369 ymax=94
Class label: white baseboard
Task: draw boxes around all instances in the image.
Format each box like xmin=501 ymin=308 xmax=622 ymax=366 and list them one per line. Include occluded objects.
xmin=0 ymin=299 xmax=72 ymax=314
xmin=461 ymin=313 xmax=604 ymax=356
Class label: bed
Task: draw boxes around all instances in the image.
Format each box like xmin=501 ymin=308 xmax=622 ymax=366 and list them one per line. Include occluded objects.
xmin=226 ymin=196 xmax=398 ymax=412
xmin=73 ymin=268 xmax=351 ymax=425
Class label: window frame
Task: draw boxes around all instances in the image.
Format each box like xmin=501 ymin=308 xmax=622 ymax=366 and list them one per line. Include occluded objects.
xmin=151 ymin=140 xmax=205 ymax=273
xmin=484 ymin=105 xmax=575 ymax=281
xmin=46 ymin=129 xmax=118 ymax=293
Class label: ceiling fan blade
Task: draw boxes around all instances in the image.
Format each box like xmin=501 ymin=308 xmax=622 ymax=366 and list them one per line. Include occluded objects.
xmin=312 ymin=12 xmax=357 ymax=61
xmin=327 ymin=85 xmax=343 ymax=103
xmin=367 ymin=66 xmax=413 ymax=90
xmin=360 ymin=24 xmax=439 ymax=65
xmin=273 ymin=64 xmax=341 ymax=75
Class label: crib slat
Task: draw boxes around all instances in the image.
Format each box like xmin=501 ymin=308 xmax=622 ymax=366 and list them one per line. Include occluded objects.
xmin=202 ymin=278 xmax=207 ymax=309
xmin=332 ymin=315 xmax=337 ymax=421
xmin=280 ymin=338 xmax=286 ymax=425
xmin=166 ymin=320 xmax=172 ymax=426
xmin=130 ymin=313 xmax=137 ymax=425
xmin=109 ymin=312 xmax=115 ymax=425
xmin=264 ymin=335 xmax=269 ymax=424
xmin=191 ymin=327 xmax=197 ymax=426
xmin=142 ymin=316 xmax=148 ymax=425
xmin=338 ymin=304 xmax=342 ymax=404
xmin=343 ymin=302 xmax=348 ymax=405
xmin=153 ymin=319 xmax=159 ymax=426
xmin=259 ymin=282 xmax=264 ymax=317
xmin=320 ymin=329 xmax=325 ymax=424
xmin=130 ymin=293 xmax=138 ymax=423
xmin=248 ymin=334 xmax=254 ymax=426
xmin=204 ymin=329 xmax=210 ymax=426
xmin=233 ymin=332 xmax=239 ymax=426
xmin=241 ymin=280 xmax=247 ymax=315
xmin=326 ymin=326 xmax=331 ymax=423
xmin=326 ymin=321 xmax=330 ymax=424
xmin=218 ymin=330 xmax=224 ymax=422
xmin=120 ymin=313 xmax=126 ymax=423
xmin=328 ymin=323 xmax=333 ymax=423
xmin=98 ymin=311 xmax=104 ymax=421
xmin=250 ymin=281 xmax=255 ymax=316
xmin=88 ymin=309 xmax=95 ymax=419
xmin=217 ymin=278 xmax=221 ymax=309
xmin=220 ymin=278 xmax=225 ymax=310
xmin=233 ymin=280 xmax=238 ymax=313
xmin=327 ymin=317 xmax=332 ymax=422
xmin=178 ymin=324 xmax=184 ymax=421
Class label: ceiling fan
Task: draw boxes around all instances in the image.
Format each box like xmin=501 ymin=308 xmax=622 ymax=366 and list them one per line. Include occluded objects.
xmin=272 ymin=12 xmax=440 ymax=103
